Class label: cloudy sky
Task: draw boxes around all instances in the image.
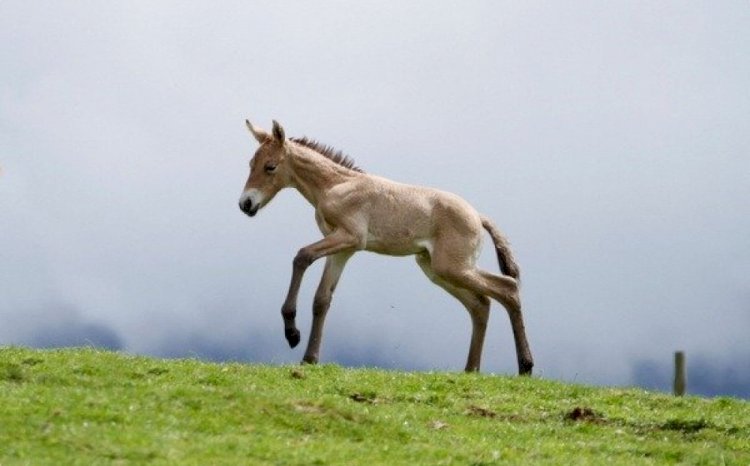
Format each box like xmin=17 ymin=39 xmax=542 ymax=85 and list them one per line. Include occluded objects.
xmin=1 ymin=2 xmax=748 ymax=397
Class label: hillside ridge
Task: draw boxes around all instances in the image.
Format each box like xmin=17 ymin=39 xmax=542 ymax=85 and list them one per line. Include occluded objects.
xmin=1 ymin=347 xmax=748 ymax=464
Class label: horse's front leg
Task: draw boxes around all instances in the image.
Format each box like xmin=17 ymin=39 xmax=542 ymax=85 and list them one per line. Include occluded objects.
xmin=302 ymin=251 xmax=353 ymax=364
xmin=280 ymin=231 xmax=359 ymax=349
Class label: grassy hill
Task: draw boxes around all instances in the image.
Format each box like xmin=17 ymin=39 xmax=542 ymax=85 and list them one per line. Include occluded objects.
xmin=1 ymin=347 xmax=748 ymax=465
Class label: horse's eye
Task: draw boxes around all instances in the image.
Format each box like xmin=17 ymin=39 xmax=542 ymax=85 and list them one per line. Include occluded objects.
xmin=264 ymin=164 xmax=277 ymax=174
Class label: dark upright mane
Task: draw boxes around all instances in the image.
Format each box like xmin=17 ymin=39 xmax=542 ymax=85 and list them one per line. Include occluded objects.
xmin=290 ymin=137 xmax=364 ymax=173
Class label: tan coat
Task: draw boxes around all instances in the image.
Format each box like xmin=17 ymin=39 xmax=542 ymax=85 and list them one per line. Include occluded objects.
xmin=239 ymin=120 xmax=532 ymax=374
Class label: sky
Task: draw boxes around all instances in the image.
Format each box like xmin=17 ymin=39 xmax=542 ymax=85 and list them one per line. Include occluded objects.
xmin=1 ymin=2 xmax=749 ymax=398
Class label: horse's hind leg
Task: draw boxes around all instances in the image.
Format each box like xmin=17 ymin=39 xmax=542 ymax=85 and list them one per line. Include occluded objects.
xmin=477 ymin=270 xmax=534 ymax=375
xmin=415 ymin=253 xmax=491 ymax=372
xmin=461 ymin=270 xmax=532 ymax=375
xmin=302 ymin=251 xmax=352 ymax=365
xmin=429 ymin=248 xmax=534 ymax=375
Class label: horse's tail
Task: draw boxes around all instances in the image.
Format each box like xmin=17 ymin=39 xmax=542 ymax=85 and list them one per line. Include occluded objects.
xmin=480 ymin=215 xmax=520 ymax=281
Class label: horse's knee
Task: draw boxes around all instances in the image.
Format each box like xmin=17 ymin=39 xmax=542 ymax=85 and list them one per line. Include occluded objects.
xmin=293 ymin=249 xmax=314 ymax=270
xmin=312 ymin=294 xmax=331 ymax=317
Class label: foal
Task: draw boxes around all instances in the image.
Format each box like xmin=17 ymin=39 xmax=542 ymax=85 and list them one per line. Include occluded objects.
xmin=238 ymin=120 xmax=533 ymax=374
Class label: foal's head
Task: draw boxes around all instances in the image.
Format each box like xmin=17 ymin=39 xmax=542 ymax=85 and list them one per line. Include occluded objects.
xmin=238 ymin=120 xmax=291 ymax=217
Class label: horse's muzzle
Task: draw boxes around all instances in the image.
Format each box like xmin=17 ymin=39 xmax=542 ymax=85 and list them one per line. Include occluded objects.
xmin=239 ymin=199 xmax=259 ymax=217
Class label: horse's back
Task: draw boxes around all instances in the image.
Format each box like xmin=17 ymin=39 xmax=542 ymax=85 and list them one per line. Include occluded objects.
xmin=330 ymin=174 xmax=482 ymax=256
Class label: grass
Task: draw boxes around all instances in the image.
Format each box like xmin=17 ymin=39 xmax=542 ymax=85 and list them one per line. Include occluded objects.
xmin=1 ymin=347 xmax=748 ymax=465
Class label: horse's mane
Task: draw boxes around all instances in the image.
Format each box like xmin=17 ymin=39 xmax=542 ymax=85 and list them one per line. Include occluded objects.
xmin=290 ymin=137 xmax=364 ymax=173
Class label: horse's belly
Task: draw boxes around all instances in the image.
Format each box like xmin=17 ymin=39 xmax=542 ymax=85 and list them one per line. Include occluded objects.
xmin=364 ymin=233 xmax=428 ymax=257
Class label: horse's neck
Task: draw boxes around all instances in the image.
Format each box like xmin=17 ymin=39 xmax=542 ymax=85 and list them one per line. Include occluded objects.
xmin=288 ymin=149 xmax=352 ymax=206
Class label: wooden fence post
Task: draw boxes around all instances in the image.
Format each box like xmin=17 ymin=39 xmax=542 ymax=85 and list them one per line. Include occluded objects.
xmin=673 ymin=351 xmax=686 ymax=396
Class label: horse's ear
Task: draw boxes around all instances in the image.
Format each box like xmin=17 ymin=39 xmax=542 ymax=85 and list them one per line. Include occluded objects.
xmin=245 ymin=120 xmax=269 ymax=143
xmin=272 ymin=120 xmax=286 ymax=143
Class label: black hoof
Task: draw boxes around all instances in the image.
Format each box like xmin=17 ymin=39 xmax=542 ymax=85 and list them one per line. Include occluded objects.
xmin=519 ymin=360 xmax=534 ymax=376
xmin=301 ymin=355 xmax=318 ymax=365
xmin=285 ymin=328 xmax=301 ymax=348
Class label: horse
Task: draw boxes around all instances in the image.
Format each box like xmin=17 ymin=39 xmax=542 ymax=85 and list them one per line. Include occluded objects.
xmin=238 ymin=120 xmax=533 ymax=374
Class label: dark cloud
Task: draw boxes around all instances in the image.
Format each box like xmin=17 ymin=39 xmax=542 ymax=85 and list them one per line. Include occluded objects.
xmin=27 ymin=321 xmax=124 ymax=351
xmin=153 ymin=331 xmax=278 ymax=363
xmin=326 ymin=340 xmax=427 ymax=371
xmin=631 ymin=359 xmax=670 ymax=392
xmin=4 ymin=302 xmax=125 ymax=351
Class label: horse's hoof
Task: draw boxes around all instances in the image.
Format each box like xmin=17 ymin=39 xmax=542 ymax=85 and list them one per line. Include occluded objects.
xmin=285 ymin=328 xmax=301 ymax=348
xmin=301 ymin=356 xmax=318 ymax=365
xmin=519 ymin=359 xmax=534 ymax=376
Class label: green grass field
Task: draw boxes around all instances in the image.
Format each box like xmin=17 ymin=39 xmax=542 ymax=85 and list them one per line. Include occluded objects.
xmin=1 ymin=347 xmax=748 ymax=465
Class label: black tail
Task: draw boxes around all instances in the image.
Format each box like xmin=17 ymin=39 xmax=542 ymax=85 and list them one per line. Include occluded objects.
xmin=480 ymin=215 xmax=520 ymax=280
